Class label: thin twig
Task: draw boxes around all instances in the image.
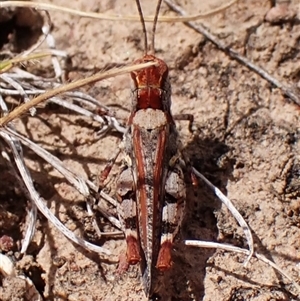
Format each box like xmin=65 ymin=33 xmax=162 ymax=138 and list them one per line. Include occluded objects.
xmin=1 ymin=127 xmax=122 ymax=230
xmin=164 ymin=0 xmax=300 ymax=106
xmin=0 ymin=88 xmax=125 ymax=134
xmin=192 ymin=167 xmax=254 ymax=264
xmin=0 ymin=95 xmax=37 ymax=254
xmin=0 ymin=61 xmax=156 ymax=127
xmin=0 ymin=73 xmax=35 ymax=116
xmin=0 ymin=0 xmax=239 ymax=23
xmin=185 ymin=240 xmax=300 ymax=295
xmin=0 ymin=52 xmax=52 ymax=73
xmin=0 ymin=128 xmax=113 ymax=254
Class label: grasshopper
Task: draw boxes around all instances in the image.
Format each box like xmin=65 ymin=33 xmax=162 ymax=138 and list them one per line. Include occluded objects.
xmin=100 ymin=0 xmax=188 ymax=297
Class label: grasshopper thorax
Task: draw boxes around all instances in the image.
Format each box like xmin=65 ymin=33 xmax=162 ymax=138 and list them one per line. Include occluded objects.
xmin=130 ymin=54 xmax=171 ymax=112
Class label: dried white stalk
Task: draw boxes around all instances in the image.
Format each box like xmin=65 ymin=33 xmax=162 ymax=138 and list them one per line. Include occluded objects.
xmin=0 ymin=128 xmax=111 ymax=255
xmin=2 ymin=126 xmax=121 ymax=230
xmin=185 ymin=240 xmax=300 ymax=294
xmin=0 ymin=95 xmax=37 ymax=253
xmin=192 ymin=167 xmax=254 ymax=264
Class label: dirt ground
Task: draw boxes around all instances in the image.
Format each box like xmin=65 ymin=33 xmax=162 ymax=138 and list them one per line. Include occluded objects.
xmin=1 ymin=0 xmax=300 ymax=300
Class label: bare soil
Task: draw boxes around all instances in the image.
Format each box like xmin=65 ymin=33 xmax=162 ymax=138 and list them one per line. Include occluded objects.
xmin=1 ymin=0 xmax=300 ymax=300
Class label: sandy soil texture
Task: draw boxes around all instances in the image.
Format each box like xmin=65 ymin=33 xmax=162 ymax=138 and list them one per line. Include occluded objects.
xmin=1 ymin=0 xmax=300 ymax=300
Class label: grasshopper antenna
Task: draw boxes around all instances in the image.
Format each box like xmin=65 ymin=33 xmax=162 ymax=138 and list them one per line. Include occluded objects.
xmin=135 ymin=0 xmax=148 ymax=55
xmin=150 ymin=0 xmax=163 ymax=54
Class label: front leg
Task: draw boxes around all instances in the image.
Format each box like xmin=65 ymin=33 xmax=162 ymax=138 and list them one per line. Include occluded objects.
xmin=116 ymin=166 xmax=141 ymax=266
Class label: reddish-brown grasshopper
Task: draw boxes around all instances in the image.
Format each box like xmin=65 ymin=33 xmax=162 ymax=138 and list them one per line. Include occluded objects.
xmin=99 ymin=0 xmax=189 ymax=297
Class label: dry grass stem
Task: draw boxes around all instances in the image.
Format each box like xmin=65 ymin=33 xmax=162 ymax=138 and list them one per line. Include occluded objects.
xmin=0 ymin=0 xmax=239 ymax=23
xmin=0 ymin=61 xmax=156 ymax=127
xmin=1 ymin=126 xmax=122 ymax=231
xmin=185 ymin=240 xmax=300 ymax=295
xmin=0 ymin=52 xmax=52 ymax=73
xmin=192 ymin=167 xmax=254 ymax=264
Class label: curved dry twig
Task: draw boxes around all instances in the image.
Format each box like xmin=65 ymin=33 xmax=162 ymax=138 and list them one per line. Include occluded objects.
xmin=164 ymin=0 xmax=300 ymax=107
xmin=0 ymin=61 xmax=156 ymax=127
xmin=192 ymin=167 xmax=254 ymax=264
xmin=0 ymin=128 xmax=112 ymax=255
xmin=185 ymin=240 xmax=300 ymax=295
xmin=0 ymin=0 xmax=239 ymax=23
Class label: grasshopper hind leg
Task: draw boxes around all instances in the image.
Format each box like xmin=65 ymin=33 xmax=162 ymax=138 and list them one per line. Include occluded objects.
xmin=116 ymin=167 xmax=141 ymax=265
xmin=156 ymin=161 xmax=186 ymax=270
